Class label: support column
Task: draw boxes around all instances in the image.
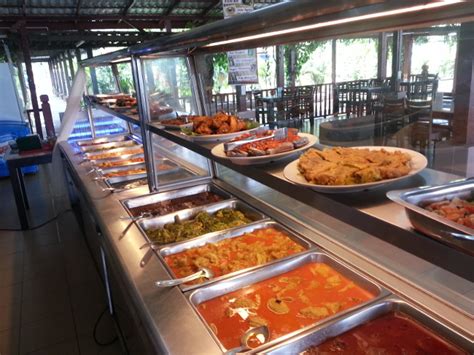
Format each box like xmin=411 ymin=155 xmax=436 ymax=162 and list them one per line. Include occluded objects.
xmin=391 ymin=30 xmax=402 ymax=91
xmin=288 ymin=46 xmax=297 ymax=87
xmin=47 ymin=60 xmax=56 ymax=94
xmin=63 ymin=52 xmax=72 ymax=93
xmin=67 ymin=50 xmax=76 ymax=79
xmin=75 ymin=48 xmax=82 ymax=71
xmin=15 ymin=57 xmax=28 ymax=105
xmin=59 ymin=54 xmax=69 ymax=96
xmin=19 ymin=27 xmax=43 ymax=139
xmin=54 ymin=57 xmax=64 ymax=96
xmin=377 ymin=32 xmax=388 ymax=80
xmin=86 ymin=48 xmax=99 ymax=94
xmin=275 ymin=45 xmax=285 ymax=88
xmin=111 ymin=63 xmax=122 ymax=93
xmin=235 ymin=85 xmax=247 ymax=112
xmin=331 ymin=39 xmax=336 ymax=85
xmin=402 ymin=34 xmax=413 ymax=81
xmin=452 ymin=22 xmax=474 ymax=145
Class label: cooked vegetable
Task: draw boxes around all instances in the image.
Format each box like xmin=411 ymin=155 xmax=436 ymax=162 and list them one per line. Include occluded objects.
xmin=145 ymin=208 xmax=253 ymax=245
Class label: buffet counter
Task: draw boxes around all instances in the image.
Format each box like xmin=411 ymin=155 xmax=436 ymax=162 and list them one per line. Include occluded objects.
xmin=59 ymin=136 xmax=473 ymax=354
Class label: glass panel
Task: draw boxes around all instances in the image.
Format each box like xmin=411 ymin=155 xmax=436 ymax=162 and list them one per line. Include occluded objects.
xmin=150 ymin=133 xmax=211 ymax=189
xmin=117 ymin=62 xmax=135 ymax=95
xmin=86 ymin=65 xmax=118 ymax=95
xmin=142 ymin=56 xmax=197 ymax=120
xmin=92 ymin=108 xmax=128 ymax=137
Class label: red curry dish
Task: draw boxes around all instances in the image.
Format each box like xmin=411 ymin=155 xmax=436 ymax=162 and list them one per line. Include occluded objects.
xmin=303 ymin=311 xmax=468 ymax=354
xmin=197 ymin=262 xmax=374 ymax=350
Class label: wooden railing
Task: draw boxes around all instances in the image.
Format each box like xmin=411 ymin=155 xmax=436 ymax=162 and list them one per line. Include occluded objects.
xmin=209 ymin=78 xmax=393 ymax=119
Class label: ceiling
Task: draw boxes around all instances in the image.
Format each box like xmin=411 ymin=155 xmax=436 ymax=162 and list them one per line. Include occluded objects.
xmin=0 ymin=0 xmax=281 ymax=57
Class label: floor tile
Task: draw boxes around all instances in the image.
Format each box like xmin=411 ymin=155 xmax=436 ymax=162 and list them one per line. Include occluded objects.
xmin=19 ymin=311 xmax=76 ymax=354
xmin=0 ymin=283 xmax=22 ymax=308
xmin=0 ymin=265 xmax=23 ymax=288
xmin=0 ymin=327 xmax=19 ymax=355
xmin=23 ymin=230 xmax=60 ymax=251
xmin=23 ymin=244 xmax=63 ymax=267
xmin=21 ymin=288 xmax=71 ymax=325
xmin=0 ymin=251 xmax=23 ymax=272
xmin=0 ymin=235 xmax=24 ymax=256
xmin=77 ymin=334 xmax=124 ymax=355
xmin=0 ymin=301 xmax=21 ymax=332
xmin=22 ymin=272 xmax=68 ymax=302
xmin=23 ymin=258 xmax=66 ymax=282
xmin=26 ymin=340 xmax=80 ymax=355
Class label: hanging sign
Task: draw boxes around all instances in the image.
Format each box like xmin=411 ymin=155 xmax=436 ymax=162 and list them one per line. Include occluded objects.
xmin=223 ymin=0 xmax=258 ymax=85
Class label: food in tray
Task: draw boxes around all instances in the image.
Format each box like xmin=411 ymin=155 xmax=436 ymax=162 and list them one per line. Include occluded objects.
xmin=87 ymin=147 xmax=144 ymax=160
xmin=103 ymin=168 xmax=146 ymax=178
xmin=129 ymin=191 xmax=224 ymax=217
xmin=298 ymin=147 xmax=412 ymax=185
xmin=82 ymin=140 xmax=137 ymax=152
xmin=156 ymin=163 xmax=176 ymax=171
xmin=423 ymin=197 xmax=474 ymax=229
xmin=303 ymin=311 xmax=468 ymax=354
xmin=165 ymin=227 xmax=306 ymax=285
xmin=225 ymin=128 xmax=309 ymax=157
xmin=96 ymin=157 xmax=145 ymax=168
xmin=145 ymin=208 xmax=253 ymax=245
xmin=159 ymin=117 xmax=189 ymax=126
xmin=197 ymin=262 xmax=374 ymax=350
xmin=182 ymin=112 xmax=259 ymax=136
xmin=121 ymin=178 xmax=148 ymax=190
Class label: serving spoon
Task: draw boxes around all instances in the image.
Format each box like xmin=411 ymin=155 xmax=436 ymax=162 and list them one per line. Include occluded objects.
xmin=225 ymin=325 xmax=270 ymax=354
xmin=155 ymin=267 xmax=214 ymax=287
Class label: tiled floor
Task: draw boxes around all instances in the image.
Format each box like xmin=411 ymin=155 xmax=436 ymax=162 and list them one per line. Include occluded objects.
xmin=0 ymin=166 xmax=123 ymax=355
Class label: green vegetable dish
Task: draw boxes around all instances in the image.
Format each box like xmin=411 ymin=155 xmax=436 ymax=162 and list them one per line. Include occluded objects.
xmin=145 ymin=208 xmax=253 ymax=245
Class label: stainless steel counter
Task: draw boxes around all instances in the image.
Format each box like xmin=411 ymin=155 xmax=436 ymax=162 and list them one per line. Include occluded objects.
xmin=59 ymin=139 xmax=473 ymax=354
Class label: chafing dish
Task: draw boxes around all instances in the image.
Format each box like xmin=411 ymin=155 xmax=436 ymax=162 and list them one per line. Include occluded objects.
xmin=387 ymin=179 xmax=474 ymax=255
xmin=157 ymin=220 xmax=314 ymax=292
xmin=265 ymin=296 xmax=473 ymax=354
xmin=121 ymin=183 xmax=232 ymax=215
xmin=75 ymin=134 xmax=130 ymax=147
xmin=79 ymin=139 xmax=138 ymax=153
xmin=136 ymin=199 xmax=267 ymax=246
xmin=83 ymin=145 xmax=144 ymax=161
xmin=89 ymin=153 xmax=145 ymax=169
xmin=188 ymin=251 xmax=387 ymax=353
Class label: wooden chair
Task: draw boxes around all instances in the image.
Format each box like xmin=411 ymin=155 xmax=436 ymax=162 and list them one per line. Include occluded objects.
xmin=253 ymin=90 xmax=266 ymax=124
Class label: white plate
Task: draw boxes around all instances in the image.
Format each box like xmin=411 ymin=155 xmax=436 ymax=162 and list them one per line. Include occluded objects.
xmin=211 ymin=133 xmax=317 ymax=165
xmin=157 ymin=122 xmax=193 ymax=130
xmin=181 ymin=126 xmax=260 ymax=142
xmin=283 ymin=146 xmax=428 ymax=193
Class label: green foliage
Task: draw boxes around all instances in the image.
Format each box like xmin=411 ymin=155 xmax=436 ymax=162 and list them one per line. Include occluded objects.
xmin=212 ymin=53 xmax=229 ymax=93
xmin=258 ymin=47 xmax=273 ymax=88
xmin=284 ymin=41 xmax=322 ymax=85
xmin=117 ymin=63 xmax=134 ymax=94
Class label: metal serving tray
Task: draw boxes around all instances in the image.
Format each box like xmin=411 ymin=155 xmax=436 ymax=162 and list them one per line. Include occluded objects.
xmin=83 ymin=145 xmax=144 ymax=161
xmin=121 ymin=183 xmax=232 ymax=216
xmin=136 ymin=199 xmax=267 ymax=246
xmin=89 ymin=153 xmax=144 ymax=167
xmin=76 ymin=134 xmax=130 ymax=147
xmin=99 ymin=163 xmax=147 ymax=178
xmin=79 ymin=139 xmax=138 ymax=153
xmin=158 ymin=220 xmax=314 ymax=292
xmin=187 ymin=251 xmax=387 ymax=353
xmin=264 ymin=296 xmax=473 ymax=354
xmin=387 ymin=179 xmax=474 ymax=255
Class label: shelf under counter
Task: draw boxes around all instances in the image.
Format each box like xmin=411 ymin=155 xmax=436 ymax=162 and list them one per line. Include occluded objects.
xmin=146 ymin=124 xmax=473 ymax=281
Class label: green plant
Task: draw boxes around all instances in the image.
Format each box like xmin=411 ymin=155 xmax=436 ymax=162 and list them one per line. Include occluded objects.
xmin=284 ymin=41 xmax=322 ymax=86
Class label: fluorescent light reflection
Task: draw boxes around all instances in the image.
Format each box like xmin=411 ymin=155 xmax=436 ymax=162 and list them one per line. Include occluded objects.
xmin=205 ymin=1 xmax=463 ymax=47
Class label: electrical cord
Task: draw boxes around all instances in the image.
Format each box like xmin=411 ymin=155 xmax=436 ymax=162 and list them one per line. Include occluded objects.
xmin=93 ymin=306 xmax=119 ymax=346
xmin=0 ymin=208 xmax=72 ymax=232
